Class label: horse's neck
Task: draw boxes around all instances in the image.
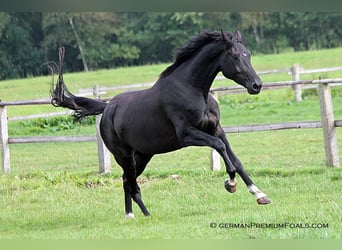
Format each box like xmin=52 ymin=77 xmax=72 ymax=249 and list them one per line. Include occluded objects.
xmin=175 ymin=43 xmax=222 ymax=97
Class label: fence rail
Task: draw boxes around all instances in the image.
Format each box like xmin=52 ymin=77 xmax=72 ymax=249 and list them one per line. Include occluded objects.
xmin=211 ymin=78 xmax=342 ymax=95
xmin=222 ymin=120 xmax=324 ymax=133
xmin=209 ymin=80 xmax=341 ymax=170
xmin=1 ymin=64 xmax=341 ymax=174
xmin=8 ymin=135 xmax=96 ymax=144
xmin=78 ymin=65 xmax=342 ymax=100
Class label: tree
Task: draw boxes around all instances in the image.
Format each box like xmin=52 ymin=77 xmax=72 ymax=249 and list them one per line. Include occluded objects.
xmin=0 ymin=13 xmax=44 ymax=80
xmin=0 ymin=12 xmax=341 ymax=80
xmin=0 ymin=12 xmax=10 ymax=34
xmin=68 ymin=16 xmax=89 ymax=71
xmin=117 ymin=12 xmax=208 ymax=64
xmin=42 ymin=12 xmax=139 ymax=71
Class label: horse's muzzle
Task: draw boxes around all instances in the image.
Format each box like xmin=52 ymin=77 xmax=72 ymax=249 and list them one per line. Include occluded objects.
xmin=248 ymin=81 xmax=262 ymax=95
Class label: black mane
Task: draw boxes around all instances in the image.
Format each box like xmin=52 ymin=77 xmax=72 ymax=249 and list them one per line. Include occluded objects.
xmin=159 ymin=31 xmax=230 ymax=79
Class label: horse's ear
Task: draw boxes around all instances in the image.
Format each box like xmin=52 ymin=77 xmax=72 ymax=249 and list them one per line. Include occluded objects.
xmin=221 ymin=29 xmax=233 ymax=47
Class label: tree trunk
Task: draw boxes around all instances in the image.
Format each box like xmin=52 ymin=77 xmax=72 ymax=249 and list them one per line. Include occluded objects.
xmin=252 ymin=25 xmax=260 ymax=45
xmin=68 ymin=16 xmax=89 ymax=72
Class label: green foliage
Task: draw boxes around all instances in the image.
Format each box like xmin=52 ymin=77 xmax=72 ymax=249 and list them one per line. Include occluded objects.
xmin=0 ymin=12 xmax=341 ymax=80
xmin=13 ymin=116 xmax=95 ymax=135
xmin=40 ymin=171 xmax=109 ymax=188
xmin=0 ymin=13 xmax=44 ymax=79
xmin=0 ymin=13 xmax=10 ymax=34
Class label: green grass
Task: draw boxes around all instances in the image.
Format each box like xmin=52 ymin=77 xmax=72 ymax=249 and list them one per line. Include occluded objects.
xmin=0 ymin=166 xmax=341 ymax=239
xmin=0 ymin=48 xmax=342 ymax=239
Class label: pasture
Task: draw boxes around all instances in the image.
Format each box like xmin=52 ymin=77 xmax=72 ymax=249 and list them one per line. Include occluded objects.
xmin=0 ymin=48 xmax=342 ymax=239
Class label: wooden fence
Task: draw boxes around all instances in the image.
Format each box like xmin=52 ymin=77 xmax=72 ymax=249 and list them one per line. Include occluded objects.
xmin=0 ymin=101 xmax=110 ymax=175
xmin=1 ymin=66 xmax=342 ymax=174
xmin=78 ymin=65 xmax=342 ymax=101
xmin=210 ymin=79 xmax=341 ymax=170
xmin=6 ymin=64 xmax=342 ymax=122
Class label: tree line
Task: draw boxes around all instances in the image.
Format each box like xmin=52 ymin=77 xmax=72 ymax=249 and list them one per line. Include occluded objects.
xmin=0 ymin=12 xmax=340 ymax=80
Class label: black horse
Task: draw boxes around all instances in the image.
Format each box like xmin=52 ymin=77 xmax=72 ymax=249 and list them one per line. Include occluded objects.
xmin=51 ymin=30 xmax=271 ymax=218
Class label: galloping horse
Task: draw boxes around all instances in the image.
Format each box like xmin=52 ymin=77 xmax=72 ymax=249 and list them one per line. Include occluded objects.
xmin=51 ymin=30 xmax=271 ymax=218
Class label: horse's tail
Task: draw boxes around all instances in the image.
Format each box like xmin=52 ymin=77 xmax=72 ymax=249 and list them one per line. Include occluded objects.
xmin=50 ymin=47 xmax=107 ymax=120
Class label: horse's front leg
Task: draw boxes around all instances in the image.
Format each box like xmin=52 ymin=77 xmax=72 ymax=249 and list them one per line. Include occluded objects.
xmin=216 ymin=126 xmax=271 ymax=205
xmin=178 ymin=126 xmax=236 ymax=180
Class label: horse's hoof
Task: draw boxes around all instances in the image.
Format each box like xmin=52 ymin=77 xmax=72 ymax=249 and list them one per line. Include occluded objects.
xmin=125 ymin=212 xmax=135 ymax=219
xmin=224 ymin=179 xmax=237 ymax=193
xmin=257 ymin=196 xmax=271 ymax=205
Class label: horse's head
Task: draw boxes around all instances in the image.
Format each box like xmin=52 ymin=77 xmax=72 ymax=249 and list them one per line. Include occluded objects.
xmin=219 ymin=30 xmax=262 ymax=95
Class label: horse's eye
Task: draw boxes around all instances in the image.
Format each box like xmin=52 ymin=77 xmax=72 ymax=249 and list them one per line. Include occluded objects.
xmin=233 ymin=55 xmax=239 ymax=61
xmin=242 ymin=51 xmax=248 ymax=57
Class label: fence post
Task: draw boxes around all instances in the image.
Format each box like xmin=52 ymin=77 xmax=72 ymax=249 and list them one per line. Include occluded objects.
xmin=96 ymin=115 xmax=112 ymax=173
xmin=210 ymin=91 xmax=221 ymax=171
xmin=93 ymin=85 xmax=112 ymax=174
xmin=291 ymin=63 xmax=302 ymax=102
xmin=317 ymin=82 xmax=340 ymax=167
xmin=0 ymin=105 xmax=10 ymax=174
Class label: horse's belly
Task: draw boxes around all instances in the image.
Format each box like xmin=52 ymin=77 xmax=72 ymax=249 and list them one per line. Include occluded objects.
xmin=116 ymin=116 xmax=181 ymax=154
xmin=136 ymin=139 xmax=181 ymax=154
xmin=130 ymin=127 xmax=181 ymax=154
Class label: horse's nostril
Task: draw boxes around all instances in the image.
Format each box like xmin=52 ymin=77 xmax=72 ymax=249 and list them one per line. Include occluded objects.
xmin=253 ymin=83 xmax=260 ymax=90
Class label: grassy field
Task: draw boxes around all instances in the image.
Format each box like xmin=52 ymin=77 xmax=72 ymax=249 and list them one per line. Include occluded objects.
xmin=0 ymin=47 xmax=342 ymax=239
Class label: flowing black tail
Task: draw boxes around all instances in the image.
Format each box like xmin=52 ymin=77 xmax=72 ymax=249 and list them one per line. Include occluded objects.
xmin=50 ymin=47 xmax=107 ymax=120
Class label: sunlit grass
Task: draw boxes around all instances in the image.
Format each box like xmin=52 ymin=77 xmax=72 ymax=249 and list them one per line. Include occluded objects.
xmin=0 ymin=165 xmax=341 ymax=239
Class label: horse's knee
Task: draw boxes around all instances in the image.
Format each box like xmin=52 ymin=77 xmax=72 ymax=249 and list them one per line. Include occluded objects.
xmin=132 ymin=191 xmax=142 ymax=203
xmin=123 ymin=176 xmax=140 ymax=196
xmin=214 ymin=140 xmax=227 ymax=154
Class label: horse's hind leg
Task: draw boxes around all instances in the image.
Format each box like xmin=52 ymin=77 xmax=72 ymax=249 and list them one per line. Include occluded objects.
xmin=216 ymin=126 xmax=271 ymax=205
xmin=113 ymin=152 xmax=135 ymax=218
xmin=100 ymin=114 xmax=152 ymax=216
xmin=115 ymin=151 xmax=152 ymax=218
xmin=135 ymin=152 xmax=153 ymax=177
xmin=122 ymin=170 xmax=150 ymax=217
xmin=130 ymin=152 xmax=153 ymax=215
xmin=123 ymin=167 xmax=151 ymax=217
